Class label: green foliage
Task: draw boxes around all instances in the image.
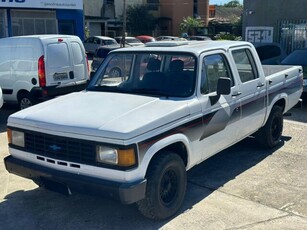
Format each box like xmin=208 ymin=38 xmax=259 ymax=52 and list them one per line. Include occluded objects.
xmin=224 ymin=0 xmax=242 ymax=8
xmin=126 ymin=5 xmax=155 ymax=35
xmin=84 ymin=26 xmax=90 ymax=39
xmin=179 ymin=16 xmax=204 ymax=35
xmin=214 ymin=32 xmax=242 ymax=41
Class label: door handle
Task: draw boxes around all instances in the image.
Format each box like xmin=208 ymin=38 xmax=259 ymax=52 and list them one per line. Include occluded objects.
xmin=69 ymin=71 xmax=74 ymax=79
xmin=257 ymin=82 xmax=265 ymax=88
xmin=232 ymin=91 xmax=242 ymax=97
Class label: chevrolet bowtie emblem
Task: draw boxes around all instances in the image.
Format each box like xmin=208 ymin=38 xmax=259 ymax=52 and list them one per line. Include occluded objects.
xmin=49 ymin=144 xmax=62 ymax=151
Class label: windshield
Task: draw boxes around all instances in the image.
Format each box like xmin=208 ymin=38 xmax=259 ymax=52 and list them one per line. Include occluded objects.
xmin=88 ymin=52 xmax=196 ymax=97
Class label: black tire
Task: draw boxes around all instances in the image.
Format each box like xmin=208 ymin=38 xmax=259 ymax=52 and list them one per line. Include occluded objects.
xmin=18 ymin=93 xmax=35 ymax=110
xmin=109 ymin=67 xmax=122 ymax=77
xmin=255 ymin=105 xmax=283 ymax=148
xmin=137 ymin=152 xmax=187 ymax=220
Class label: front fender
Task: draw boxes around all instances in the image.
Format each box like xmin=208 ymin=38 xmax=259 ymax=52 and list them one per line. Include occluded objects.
xmin=137 ymin=133 xmax=192 ymax=179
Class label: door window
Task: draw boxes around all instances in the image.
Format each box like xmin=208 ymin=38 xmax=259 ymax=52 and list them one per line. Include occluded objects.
xmin=201 ymin=53 xmax=234 ymax=94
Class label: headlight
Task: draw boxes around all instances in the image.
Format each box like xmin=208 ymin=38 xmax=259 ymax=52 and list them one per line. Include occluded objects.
xmin=7 ymin=129 xmax=25 ymax=147
xmin=96 ymin=145 xmax=136 ymax=167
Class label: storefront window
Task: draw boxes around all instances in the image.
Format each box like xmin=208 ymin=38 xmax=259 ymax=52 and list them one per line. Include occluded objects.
xmin=11 ymin=10 xmax=57 ymax=36
xmin=0 ymin=9 xmax=8 ymax=38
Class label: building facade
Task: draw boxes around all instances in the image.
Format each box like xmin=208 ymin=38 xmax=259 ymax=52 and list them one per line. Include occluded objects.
xmin=155 ymin=0 xmax=209 ymax=36
xmin=83 ymin=0 xmax=209 ymax=38
xmin=83 ymin=0 xmax=145 ymax=38
xmin=0 ymin=0 xmax=84 ymax=39
xmin=243 ymin=0 xmax=307 ymax=53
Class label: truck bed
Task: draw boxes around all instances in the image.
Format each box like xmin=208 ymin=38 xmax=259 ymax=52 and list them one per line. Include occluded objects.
xmin=262 ymin=65 xmax=300 ymax=77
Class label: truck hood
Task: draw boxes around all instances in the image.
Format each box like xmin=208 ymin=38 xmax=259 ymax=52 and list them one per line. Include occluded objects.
xmin=8 ymin=91 xmax=194 ymax=141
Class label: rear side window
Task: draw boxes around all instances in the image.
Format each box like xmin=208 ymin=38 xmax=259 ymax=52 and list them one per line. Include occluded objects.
xmin=47 ymin=43 xmax=70 ymax=68
xmin=71 ymin=42 xmax=84 ymax=65
xmin=232 ymin=48 xmax=258 ymax=83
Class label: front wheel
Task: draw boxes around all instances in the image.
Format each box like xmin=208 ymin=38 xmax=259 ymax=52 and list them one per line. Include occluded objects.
xmin=109 ymin=67 xmax=122 ymax=77
xmin=255 ymin=105 xmax=283 ymax=148
xmin=137 ymin=152 xmax=187 ymax=220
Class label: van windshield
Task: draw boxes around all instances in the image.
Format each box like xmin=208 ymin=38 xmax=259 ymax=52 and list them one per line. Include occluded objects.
xmin=87 ymin=52 xmax=196 ymax=98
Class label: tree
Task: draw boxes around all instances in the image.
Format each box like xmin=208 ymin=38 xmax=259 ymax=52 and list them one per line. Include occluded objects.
xmin=179 ymin=16 xmax=204 ymax=36
xmin=126 ymin=5 xmax=155 ymax=35
xmin=224 ymin=0 xmax=242 ymax=8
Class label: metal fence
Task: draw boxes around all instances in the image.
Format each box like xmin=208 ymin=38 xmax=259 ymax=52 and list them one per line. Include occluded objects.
xmin=278 ymin=19 xmax=307 ymax=54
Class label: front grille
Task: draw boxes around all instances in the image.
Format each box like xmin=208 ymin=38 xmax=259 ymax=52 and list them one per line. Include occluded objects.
xmin=25 ymin=132 xmax=95 ymax=165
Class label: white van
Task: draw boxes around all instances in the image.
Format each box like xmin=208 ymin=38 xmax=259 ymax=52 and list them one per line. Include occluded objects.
xmin=0 ymin=35 xmax=89 ymax=109
xmin=0 ymin=86 xmax=3 ymax=109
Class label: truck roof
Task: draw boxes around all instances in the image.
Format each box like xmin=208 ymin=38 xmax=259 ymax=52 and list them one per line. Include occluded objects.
xmin=113 ymin=40 xmax=253 ymax=56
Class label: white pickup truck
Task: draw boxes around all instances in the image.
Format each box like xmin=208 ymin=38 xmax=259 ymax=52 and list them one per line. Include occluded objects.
xmin=5 ymin=41 xmax=303 ymax=220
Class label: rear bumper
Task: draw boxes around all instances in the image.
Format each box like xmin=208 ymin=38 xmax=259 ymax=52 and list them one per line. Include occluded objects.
xmin=4 ymin=155 xmax=146 ymax=204
xmin=30 ymin=80 xmax=88 ymax=100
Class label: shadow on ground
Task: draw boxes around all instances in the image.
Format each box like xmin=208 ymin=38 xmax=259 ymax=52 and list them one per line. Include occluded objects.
xmin=1 ymin=135 xmax=286 ymax=229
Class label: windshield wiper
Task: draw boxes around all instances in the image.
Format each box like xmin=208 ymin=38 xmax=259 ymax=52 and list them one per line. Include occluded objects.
xmin=87 ymin=85 xmax=117 ymax=92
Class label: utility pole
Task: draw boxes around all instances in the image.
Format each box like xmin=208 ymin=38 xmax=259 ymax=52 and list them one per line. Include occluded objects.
xmin=121 ymin=0 xmax=126 ymax=47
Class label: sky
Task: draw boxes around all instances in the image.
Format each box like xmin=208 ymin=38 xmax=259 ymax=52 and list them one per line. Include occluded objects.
xmin=209 ymin=0 xmax=243 ymax=5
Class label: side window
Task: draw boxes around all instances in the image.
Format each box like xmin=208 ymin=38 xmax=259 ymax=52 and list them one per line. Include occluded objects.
xmin=71 ymin=42 xmax=84 ymax=65
xmin=201 ymin=54 xmax=233 ymax=94
xmin=232 ymin=48 xmax=258 ymax=83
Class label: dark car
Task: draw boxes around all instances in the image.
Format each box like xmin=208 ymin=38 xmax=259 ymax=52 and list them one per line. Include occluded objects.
xmin=187 ymin=36 xmax=211 ymax=41
xmin=281 ymin=49 xmax=307 ymax=93
xmin=253 ymin=43 xmax=286 ymax=65
xmin=91 ymin=45 xmax=120 ymax=76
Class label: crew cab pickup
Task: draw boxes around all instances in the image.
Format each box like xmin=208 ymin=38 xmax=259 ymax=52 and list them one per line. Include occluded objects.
xmin=4 ymin=41 xmax=303 ymax=220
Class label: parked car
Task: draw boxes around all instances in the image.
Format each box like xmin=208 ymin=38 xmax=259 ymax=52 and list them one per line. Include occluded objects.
xmin=281 ymin=48 xmax=307 ymax=93
xmin=83 ymin=36 xmax=118 ymax=54
xmin=91 ymin=45 xmax=120 ymax=73
xmin=156 ymin=36 xmax=186 ymax=41
xmin=135 ymin=35 xmax=156 ymax=43
xmin=0 ymin=35 xmax=89 ymax=109
xmin=114 ymin=36 xmax=144 ymax=46
xmin=253 ymin=43 xmax=286 ymax=65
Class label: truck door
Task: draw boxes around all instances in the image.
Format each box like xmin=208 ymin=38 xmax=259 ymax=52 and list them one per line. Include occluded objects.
xmin=229 ymin=47 xmax=266 ymax=139
xmin=198 ymin=51 xmax=241 ymax=159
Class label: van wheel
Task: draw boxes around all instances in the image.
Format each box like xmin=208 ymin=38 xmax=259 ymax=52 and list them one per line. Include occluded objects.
xmin=109 ymin=67 xmax=122 ymax=77
xmin=18 ymin=93 xmax=35 ymax=110
xmin=255 ymin=105 xmax=283 ymax=148
xmin=137 ymin=152 xmax=186 ymax=220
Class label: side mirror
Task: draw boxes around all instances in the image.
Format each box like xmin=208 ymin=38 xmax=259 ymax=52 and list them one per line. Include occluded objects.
xmin=209 ymin=77 xmax=231 ymax=105
xmin=217 ymin=77 xmax=231 ymax=95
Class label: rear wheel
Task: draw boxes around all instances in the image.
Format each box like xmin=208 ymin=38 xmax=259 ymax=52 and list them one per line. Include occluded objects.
xmin=137 ymin=152 xmax=186 ymax=220
xmin=255 ymin=105 xmax=283 ymax=148
xmin=18 ymin=93 xmax=36 ymax=110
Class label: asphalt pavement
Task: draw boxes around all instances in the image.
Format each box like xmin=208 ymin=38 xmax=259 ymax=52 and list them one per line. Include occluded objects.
xmin=0 ymin=98 xmax=307 ymax=229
